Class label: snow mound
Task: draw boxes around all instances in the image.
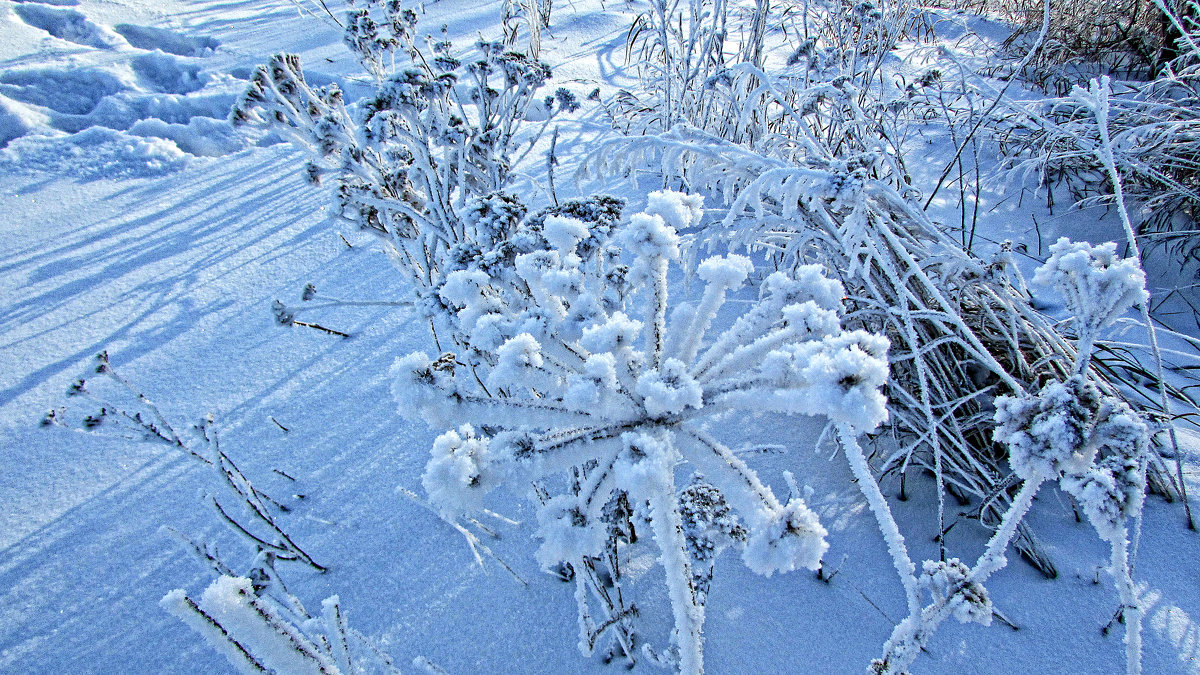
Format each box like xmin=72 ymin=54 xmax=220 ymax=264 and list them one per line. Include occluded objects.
xmin=82 ymin=92 xmax=237 ymax=131
xmin=13 ymin=4 xmax=121 ymax=49
xmin=113 ymin=23 xmax=220 ymax=57
xmin=130 ymin=52 xmax=210 ymax=95
xmin=0 ymin=126 xmax=187 ymax=178
xmin=0 ymin=94 xmax=48 ymax=148
xmin=0 ymin=67 xmax=129 ymax=115
xmin=127 ymin=116 xmax=243 ymax=157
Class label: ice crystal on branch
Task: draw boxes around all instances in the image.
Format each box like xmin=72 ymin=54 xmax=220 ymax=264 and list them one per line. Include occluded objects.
xmin=390 ymin=192 xmax=889 ymax=673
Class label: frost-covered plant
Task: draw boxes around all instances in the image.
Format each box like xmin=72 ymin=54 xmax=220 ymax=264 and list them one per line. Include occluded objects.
xmin=44 ymin=352 xmax=325 ymax=572
xmin=872 ymin=374 xmax=1149 ymax=674
xmin=164 ymin=577 xmax=372 ymax=675
xmin=231 ymin=9 xmax=575 ymax=294
xmin=678 ymin=474 xmax=747 ymax=607
xmin=390 ymin=192 xmax=890 ymax=673
xmin=582 ymin=127 xmax=1090 ymax=573
xmin=1033 ymin=237 xmax=1149 ymax=372
xmin=994 ymin=375 xmax=1150 ymax=674
xmin=871 ymin=237 xmax=1151 ymax=673
xmin=1006 ymin=75 xmax=1194 ymax=531
xmin=343 ymin=0 xmax=418 ymax=81
xmin=163 ymin=571 xmax=428 ymax=675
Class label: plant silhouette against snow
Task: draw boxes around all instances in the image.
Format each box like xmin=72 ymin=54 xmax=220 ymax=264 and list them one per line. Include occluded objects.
xmin=390 ymin=192 xmax=890 ymax=674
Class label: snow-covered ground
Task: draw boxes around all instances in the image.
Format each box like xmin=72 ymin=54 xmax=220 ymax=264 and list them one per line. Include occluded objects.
xmin=3 ymin=0 xmax=1200 ymax=673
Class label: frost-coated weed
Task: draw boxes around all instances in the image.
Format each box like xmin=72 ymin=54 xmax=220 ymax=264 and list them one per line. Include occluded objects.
xmin=92 ymin=0 xmax=1199 ymax=672
xmin=232 ymin=10 xmax=574 ymax=295
xmin=392 ymin=193 xmax=890 ymax=673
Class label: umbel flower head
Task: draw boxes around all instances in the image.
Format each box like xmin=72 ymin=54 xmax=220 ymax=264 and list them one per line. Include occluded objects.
xmin=391 ymin=191 xmax=889 ymax=670
xmin=1034 ymin=237 xmax=1148 ymax=339
xmin=993 ymin=374 xmax=1148 ymax=541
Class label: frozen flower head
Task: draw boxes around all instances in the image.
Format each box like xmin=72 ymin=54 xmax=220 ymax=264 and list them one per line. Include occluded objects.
xmin=390 ymin=352 xmax=462 ymax=426
xmin=748 ymin=331 xmax=890 ymax=432
xmin=644 ymin=189 xmax=704 ymax=231
xmin=636 ymin=358 xmax=703 ymax=417
xmin=764 ymin=266 xmax=845 ymax=311
xmin=1060 ymin=405 xmax=1148 ymax=541
xmin=993 ymin=376 xmax=1100 ymax=480
xmin=696 ymin=253 xmax=753 ymax=290
xmin=1060 ymin=463 xmax=1131 ymax=542
xmin=487 ymin=333 xmax=545 ymax=391
xmin=997 ymin=371 xmax=1148 ymax=544
xmin=619 ymin=212 xmax=680 ymax=279
xmin=542 ymin=214 xmax=590 ymax=255
xmin=613 ymin=431 xmax=678 ymax=497
xmin=563 ymin=353 xmax=619 ymax=409
xmin=580 ymin=311 xmax=642 ymax=352
xmin=422 ymin=425 xmax=498 ymax=518
xmin=741 ymin=498 xmax=829 ymax=576
xmin=920 ymin=559 xmax=992 ymax=626
xmin=1033 ymin=237 xmax=1148 ymax=338
xmin=798 ymin=332 xmax=890 ymax=430
xmin=440 ymin=269 xmax=501 ymax=331
xmin=994 ymin=375 xmax=1147 ymax=483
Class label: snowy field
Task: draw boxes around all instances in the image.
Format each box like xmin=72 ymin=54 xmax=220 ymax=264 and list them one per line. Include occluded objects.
xmin=3 ymin=0 xmax=1200 ymax=673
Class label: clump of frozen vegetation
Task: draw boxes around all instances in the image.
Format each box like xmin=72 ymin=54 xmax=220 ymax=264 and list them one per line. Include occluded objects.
xmin=868 ymin=239 xmax=1152 ymax=675
xmin=593 ymin=0 xmax=1192 ymax=598
xmin=391 ymin=192 xmax=890 ymax=672
xmin=1033 ymin=237 xmax=1148 ymax=372
xmin=1003 ymin=3 xmax=1200 ymax=271
xmin=230 ymin=0 xmax=578 ymax=304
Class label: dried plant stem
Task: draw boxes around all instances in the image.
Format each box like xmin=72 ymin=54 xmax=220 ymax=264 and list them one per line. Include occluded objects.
xmin=1086 ymin=79 xmax=1194 ymax=530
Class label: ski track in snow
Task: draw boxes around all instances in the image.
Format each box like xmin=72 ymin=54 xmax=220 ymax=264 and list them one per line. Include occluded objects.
xmin=2 ymin=0 xmax=1200 ymax=673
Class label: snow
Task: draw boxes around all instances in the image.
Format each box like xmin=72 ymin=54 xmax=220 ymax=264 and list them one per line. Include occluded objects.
xmin=535 ymin=494 xmax=609 ymax=568
xmin=2 ymin=0 xmax=1200 ymax=674
xmin=12 ymin=4 xmax=123 ymax=50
